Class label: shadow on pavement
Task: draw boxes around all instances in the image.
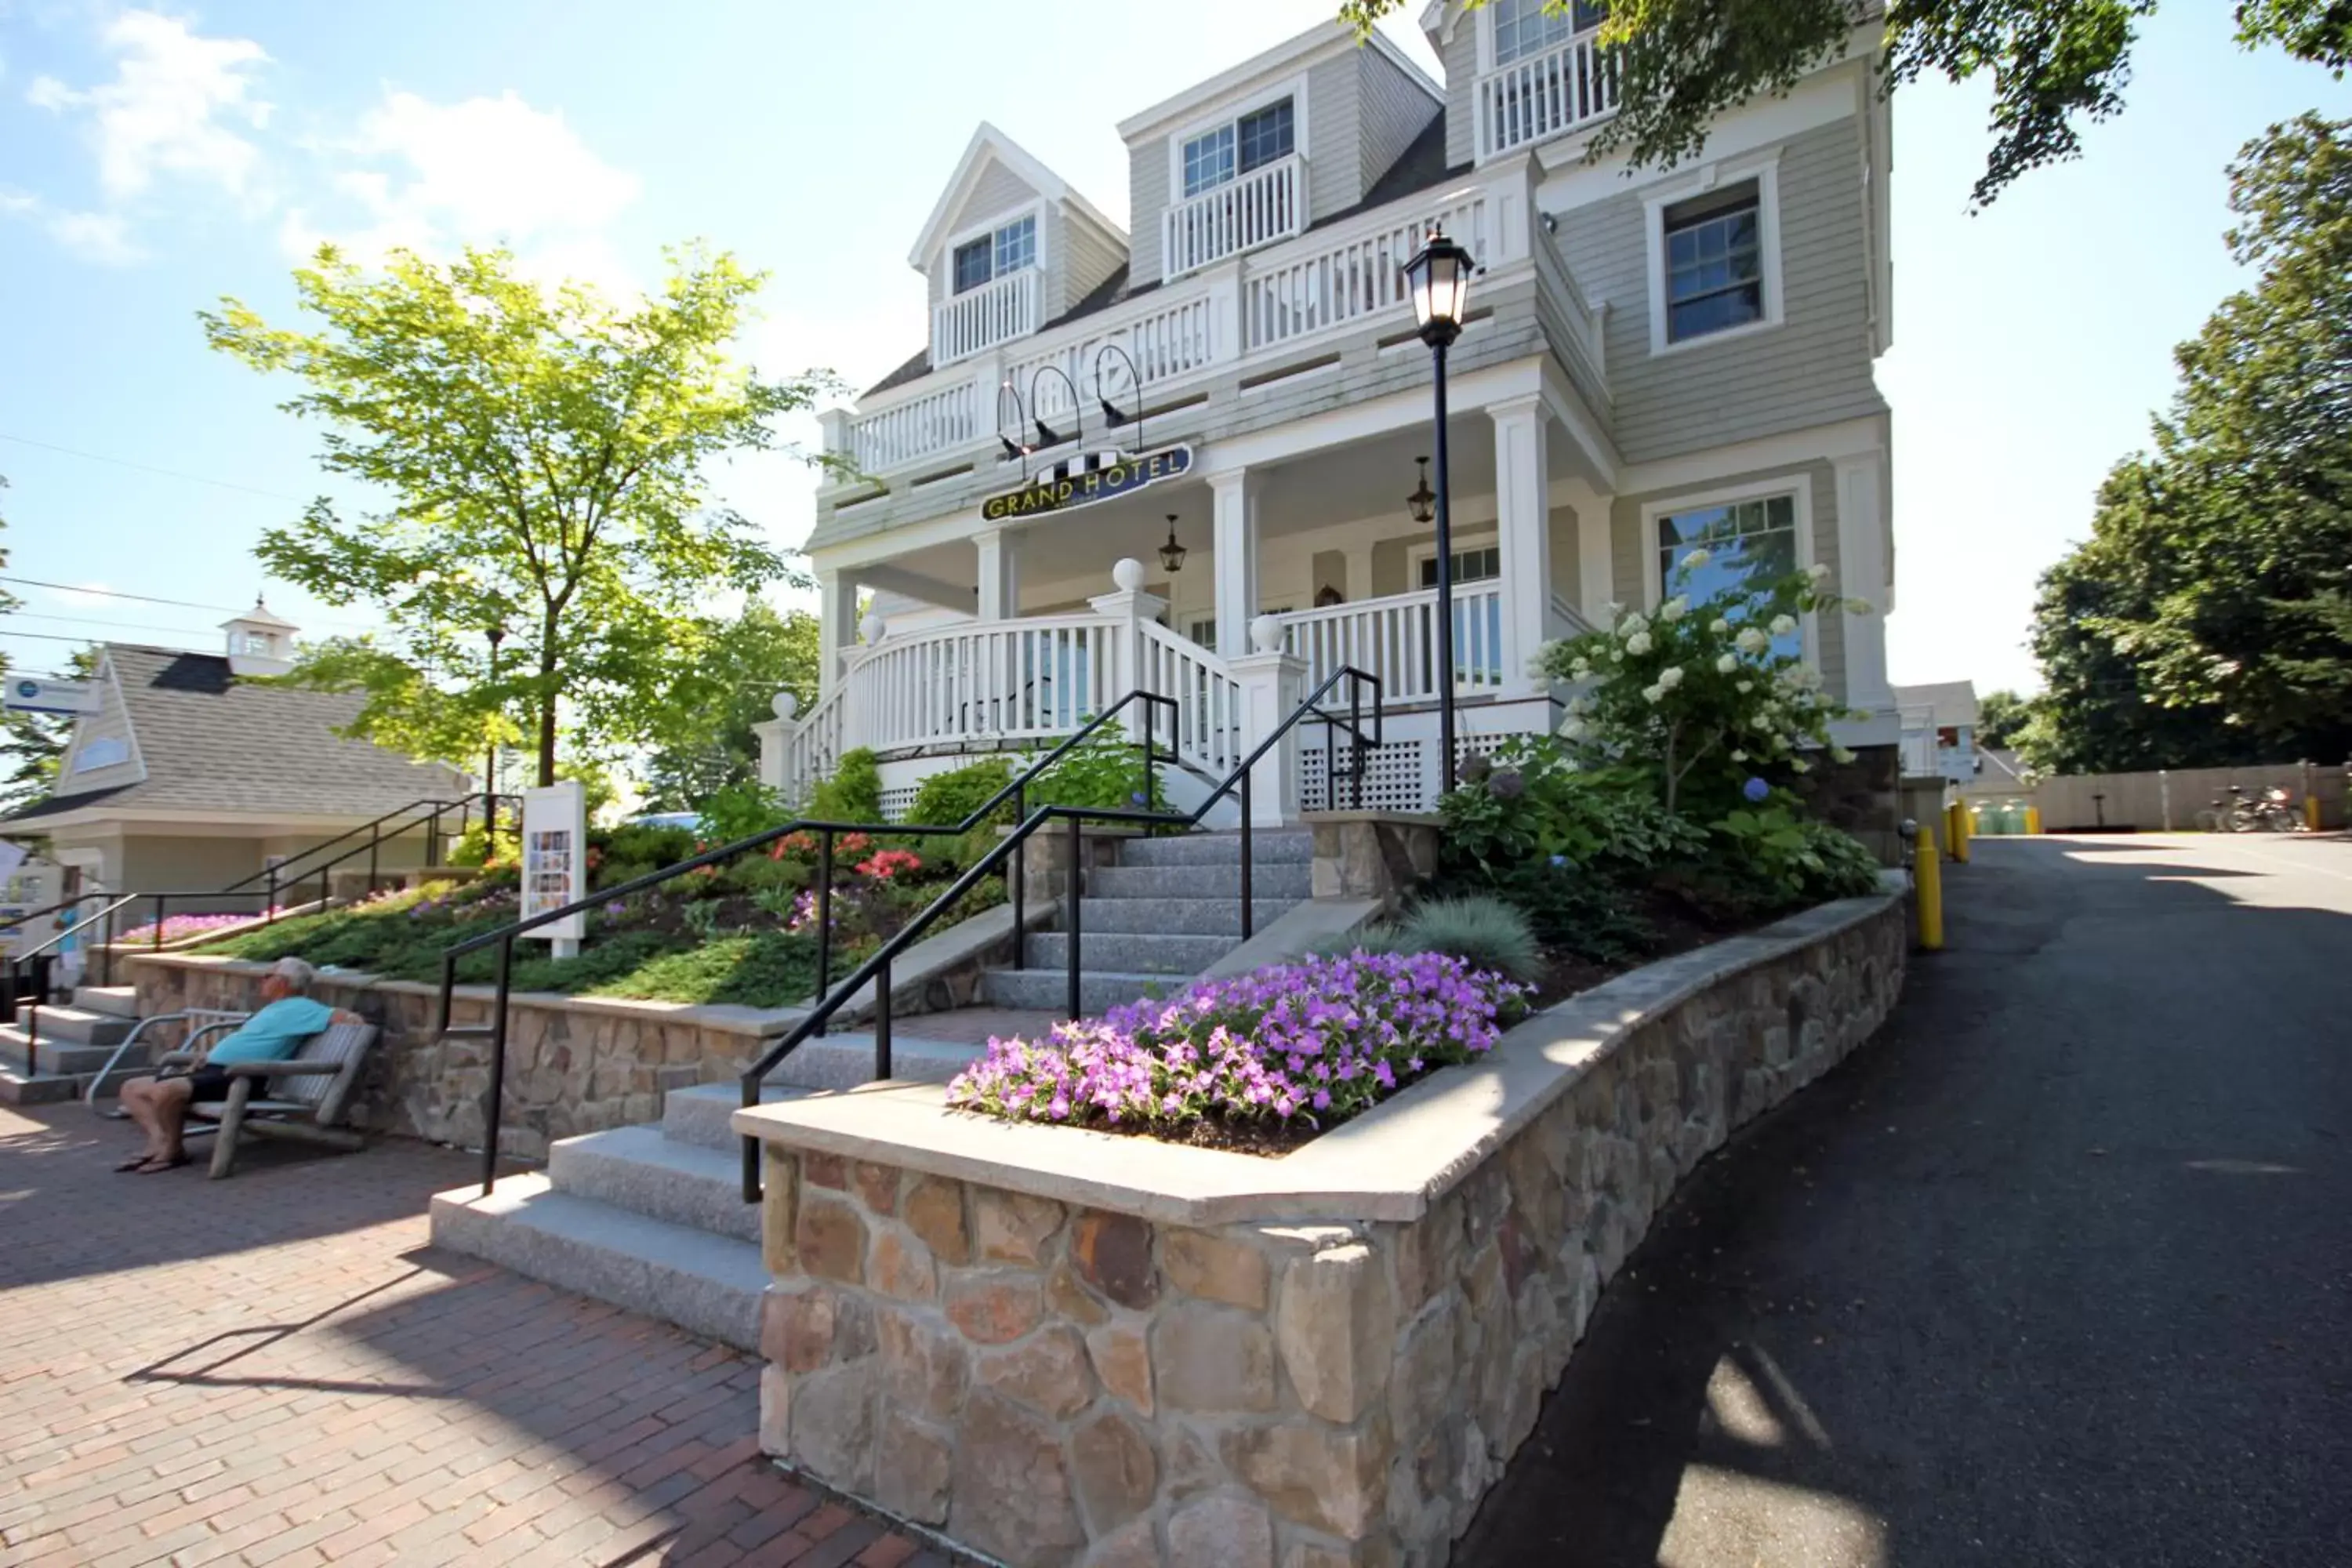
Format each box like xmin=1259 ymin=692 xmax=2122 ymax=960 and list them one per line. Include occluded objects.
xmin=1458 ymin=837 xmax=2352 ymax=1567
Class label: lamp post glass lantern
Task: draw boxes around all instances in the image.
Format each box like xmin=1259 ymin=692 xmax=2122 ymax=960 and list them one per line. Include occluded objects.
xmin=1404 ymin=223 xmax=1475 ymax=793
xmin=1158 ymin=514 xmax=1187 ymax=575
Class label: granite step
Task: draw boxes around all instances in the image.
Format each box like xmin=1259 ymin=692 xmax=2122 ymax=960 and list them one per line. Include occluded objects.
xmin=763 ymin=1031 xmax=986 ymax=1094
xmin=2 ymin=1004 xmax=132 ymax=1047
xmin=1074 ymin=897 xmax=1301 ymax=936
xmin=0 ymin=1028 xmax=143 ymax=1080
xmin=428 ymin=1176 xmax=768 ymax=1352
xmin=72 ymin=985 xmax=141 ymax=1020
xmin=0 ymin=1066 xmax=81 ymax=1105
xmin=1086 ymin=862 xmax=1312 ymax=902
xmin=661 ymin=1082 xmax=798 ymax=1153
xmin=981 ymin=967 xmax=1187 ymax=1015
xmin=546 ymin=1125 xmax=760 ymax=1245
xmin=1024 ymin=931 xmax=1233 ymax=976
xmin=1118 ymin=829 xmax=1312 ymax=868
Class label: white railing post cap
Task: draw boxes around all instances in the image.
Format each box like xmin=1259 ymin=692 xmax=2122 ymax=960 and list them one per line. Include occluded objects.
xmin=771 ymin=690 xmax=799 ymax=721
xmin=1250 ymin=614 xmax=1285 ymax=655
xmin=858 ymin=613 xmax=888 ymax=645
xmin=1112 ymin=557 xmax=1145 ymax=593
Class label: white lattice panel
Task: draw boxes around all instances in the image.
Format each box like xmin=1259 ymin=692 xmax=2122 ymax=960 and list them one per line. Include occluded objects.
xmin=877 ymin=787 xmax=916 ymax=824
xmin=1303 ymin=737 xmax=1432 ymax=813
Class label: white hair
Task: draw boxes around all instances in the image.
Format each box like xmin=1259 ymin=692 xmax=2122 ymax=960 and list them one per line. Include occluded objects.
xmin=270 ymin=956 xmax=317 ymax=993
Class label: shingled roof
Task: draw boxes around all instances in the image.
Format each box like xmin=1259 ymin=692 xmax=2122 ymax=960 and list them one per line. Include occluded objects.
xmin=2 ymin=644 xmax=466 ymax=826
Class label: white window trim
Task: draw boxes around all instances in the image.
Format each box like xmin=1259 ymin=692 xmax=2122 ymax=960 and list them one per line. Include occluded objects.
xmin=1479 ymin=0 xmax=1605 ymax=74
xmin=1639 ymin=474 xmax=1818 ymax=668
xmin=1642 ymin=151 xmax=1784 ymax=359
xmin=1164 ymin=73 xmax=1310 ymax=204
xmin=942 ymin=201 xmax=1047 ymax=297
xmin=1406 ymin=531 xmax=1504 ymax=586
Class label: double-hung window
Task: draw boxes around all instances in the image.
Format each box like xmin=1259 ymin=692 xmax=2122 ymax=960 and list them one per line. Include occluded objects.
xmin=1420 ymin=545 xmax=1504 ymax=688
xmin=949 ymin=213 xmax=1036 ymax=296
xmin=1181 ymin=98 xmax=1294 ymax=198
xmin=1662 ymin=182 xmax=1764 ymax=343
xmin=1657 ymin=494 xmax=1801 ymax=659
xmin=1493 ymin=0 xmax=1606 ymax=63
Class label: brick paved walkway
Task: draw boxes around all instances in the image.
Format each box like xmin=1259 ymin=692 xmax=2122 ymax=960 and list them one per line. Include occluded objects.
xmin=0 ymin=1102 xmax=934 ymax=1567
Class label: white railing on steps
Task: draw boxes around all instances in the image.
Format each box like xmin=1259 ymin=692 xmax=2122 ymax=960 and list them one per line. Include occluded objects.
xmin=1276 ymin=584 xmax=1508 ymax=703
xmin=1138 ymin=622 xmax=1243 ymax=777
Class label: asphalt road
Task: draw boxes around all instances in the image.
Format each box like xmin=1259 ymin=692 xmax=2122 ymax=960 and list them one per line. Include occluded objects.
xmin=1460 ymin=833 xmax=2352 ymax=1567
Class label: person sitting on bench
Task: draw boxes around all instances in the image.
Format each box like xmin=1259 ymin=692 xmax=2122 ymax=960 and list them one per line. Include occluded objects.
xmin=115 ymin=957 xmax=356 ymax=1173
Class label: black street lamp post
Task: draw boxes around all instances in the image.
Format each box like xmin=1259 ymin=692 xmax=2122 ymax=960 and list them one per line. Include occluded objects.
xmin=483 ymin=624 xmax=506 ymax=804
xmin=1403 ymin=223 xmax=1475 ymax=794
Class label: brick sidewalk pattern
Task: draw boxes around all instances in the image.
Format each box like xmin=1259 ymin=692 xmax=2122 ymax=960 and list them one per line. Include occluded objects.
xmin=0 ymin=1102 xmax=935 ymax=1568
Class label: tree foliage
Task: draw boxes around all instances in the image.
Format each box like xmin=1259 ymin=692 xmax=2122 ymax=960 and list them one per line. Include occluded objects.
xmin=1339 ymin=0 xmax=2348 ymax=205
xmin=202 ymin=245 xmax=829 ymax=786
xmin=1974 ymin=688 xmax=2032 ymax=750
xmin=2025 ymin=114 xmax=2352 ymax=771
xmin=0 ymin=475 xmax=72 ymax=813
xmin=639 ymin=599 xmax=822 ymax=811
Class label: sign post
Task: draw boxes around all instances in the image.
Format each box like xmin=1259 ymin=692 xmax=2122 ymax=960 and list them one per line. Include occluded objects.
xmin=520 ymin=782 xmax=587 ymax=960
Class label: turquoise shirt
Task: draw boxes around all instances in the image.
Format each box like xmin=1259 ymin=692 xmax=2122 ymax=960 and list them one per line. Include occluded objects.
xmin=208 ymin=996 xmax=337 ymax=1065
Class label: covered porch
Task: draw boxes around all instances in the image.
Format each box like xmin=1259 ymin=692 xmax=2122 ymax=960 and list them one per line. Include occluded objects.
xmin=774 ymin=361 xmax=1618 ymax=817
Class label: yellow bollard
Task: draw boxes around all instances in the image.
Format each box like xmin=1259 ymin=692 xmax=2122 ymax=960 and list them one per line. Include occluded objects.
xmin=2307 ymin=794 xmax=2323 ymax=833
xmin=1946 ymin=801 xmax=1971 ymax=862
xmin=1915 ymin=823 xmax=1944 ymax=950
xmin=2024 ymin=805 xmax=2042 ymax=836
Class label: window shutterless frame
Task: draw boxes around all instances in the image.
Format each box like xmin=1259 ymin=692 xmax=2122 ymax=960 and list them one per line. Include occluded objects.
xmin=1639 ymin=475 xmax=1820 ymax=669
xmin=1642 ymin=152 xmax=1784 ymax=358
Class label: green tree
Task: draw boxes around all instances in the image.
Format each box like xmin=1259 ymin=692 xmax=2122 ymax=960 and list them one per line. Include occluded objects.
xmin=1340 ymin=0 xmax=2347 ymax=205
xmin=201 ymin=244 xmax=829 ymax=786
xmin=639 ymin=599 xmax=822 ymax=811
xmin=2025 ymin=114 xmax=2352 ymax=769
xmin=0 ymin=475 xmax=64 ymax=812
xmin=1975 ymin=688 xmax=2032 ymax=749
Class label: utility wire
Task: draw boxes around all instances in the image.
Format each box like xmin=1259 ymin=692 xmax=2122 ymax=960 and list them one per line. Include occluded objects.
xmin=0 ymin=431 xmax=314 ymax=504
xmin=0 ymin=627 xmax=210 ymax=648
xmin=0 ymin=575 xmax=376 ymax=633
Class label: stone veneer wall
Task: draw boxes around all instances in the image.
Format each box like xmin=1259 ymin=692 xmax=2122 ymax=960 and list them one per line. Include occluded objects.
xmin=746 ymin=890 xmax=1909 ymax=1567
xmin=127 ymin=954 xmax=781 ymax=1160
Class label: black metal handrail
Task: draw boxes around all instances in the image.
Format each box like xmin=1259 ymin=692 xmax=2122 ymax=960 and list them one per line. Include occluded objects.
xmin=729 ymin=664 xmax=1383 ymax=1203
xmin=438 ymin=692 xmax=1183 ymax=1194
xmin=247 ymin=791 xmax=519 ymax=922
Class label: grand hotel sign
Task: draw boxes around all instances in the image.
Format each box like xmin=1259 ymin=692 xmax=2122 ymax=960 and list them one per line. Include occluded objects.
xmin=981 ymin=444 xmax=1193 ymax=523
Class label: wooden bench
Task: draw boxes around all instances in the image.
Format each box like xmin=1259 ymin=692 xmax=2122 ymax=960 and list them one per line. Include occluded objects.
xmin=158 ymin=1018 xmax=381 ymax=1179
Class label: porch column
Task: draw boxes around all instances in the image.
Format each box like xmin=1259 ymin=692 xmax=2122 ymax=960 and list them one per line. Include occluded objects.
xmin=1489 ymin=395 xmax=1551 ymax=696
xmin=815 ymin=572 xmax=860 ymax=701
xmin=975 ymin=528 xmax=1020 ymax=621
xmin=1087 ymin=559 xmax=1168 ymax=743
xmin=1209 ymin=468 xmax=1260 ymax=662
xmin=1833 ymin=450 xmax=1895 ymax=719
xmin=1229 ymin=617 xmax=1306 ymax=826
xmin=1561 ymin=478 xmax=1617 ymax=629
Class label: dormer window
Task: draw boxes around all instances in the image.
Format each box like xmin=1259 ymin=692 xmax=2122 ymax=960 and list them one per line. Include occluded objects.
xmin=1494 ymin=0 xmax=1606 ymax=62
xmin=1181 ymin=99 xmax=1294 ymax=198
xmin=951 ymin=214 xmax=1036 ymax=295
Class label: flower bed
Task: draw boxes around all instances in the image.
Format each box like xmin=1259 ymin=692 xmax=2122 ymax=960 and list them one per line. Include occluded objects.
xmin=946 ymin=952 xmax=1527 ymax=1154
xmin=111 ymin=909 xmax=286 ymax=946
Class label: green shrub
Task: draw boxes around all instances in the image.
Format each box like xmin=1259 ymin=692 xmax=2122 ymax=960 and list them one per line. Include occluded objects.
xmin=1307 ymin=924 xmax=1414 ymax=962
xmin=908 ymin=757 xmax=1016 ymax=827
xmin=445 ymin=824 xmax=517 ymax=868
xmin=1442 ymin=739 xmax=1702 ymax=885
xmin=809 ymin=748 xmax=883 ymax=823
xmin=696 ymin=779 xmax=789 ymax=844
xmin=601 ymin=822 xmax=697 ymax=869
xmin=719 ymin=855 xmax=806 ymax=896
xmin=1397 ymin=896 xmax=1544 ymax=984
xmin=1026 ymin=730 xmax=1167 ymax=815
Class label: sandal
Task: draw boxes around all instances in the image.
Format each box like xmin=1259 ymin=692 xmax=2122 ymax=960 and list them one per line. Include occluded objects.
xmin=114 ymin=1154 xmax=159 ymax=1172
xmin=129 ymin=1154 xmax=191 ymax=1174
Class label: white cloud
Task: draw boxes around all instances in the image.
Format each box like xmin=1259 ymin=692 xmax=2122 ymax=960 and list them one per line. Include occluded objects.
xmin=28 ymin=10 xmax=272 ymax=206
xmin=283 ymin=89 xmax=643 ymax=297
xmin=45 ymin=208 xmax=143 ymax=265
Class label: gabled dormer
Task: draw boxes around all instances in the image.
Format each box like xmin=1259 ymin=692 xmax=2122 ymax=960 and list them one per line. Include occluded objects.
xmin=1120 ymin=20 xmax=1442 ymax=285
xmin=911 ymin=123 xmax=1128 ymax=368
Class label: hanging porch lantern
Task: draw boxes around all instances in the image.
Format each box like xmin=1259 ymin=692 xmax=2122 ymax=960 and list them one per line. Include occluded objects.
xmin=1158 ymin=514 xmax=1188 ymax=575
xmin=1406 ymin=457 xmax=1436 ymax=525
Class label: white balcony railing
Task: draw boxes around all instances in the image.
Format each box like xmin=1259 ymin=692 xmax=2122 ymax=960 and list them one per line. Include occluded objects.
xmin=850 ymin=613 xmax=1116 ymax=756
xmin=932 ymin=268 xmax=1038 ymax=368
xmin=1243 ymin=186 xmax=1493 ymax=356
xmin=1162 ymin=154 xmax=1308 ymax=281
xmin=1277 ymin=584 xmax=1509 ymax=705
xmin=1475 ymin=32 xmax=1621 ymax=162
xmin=850 ymin=379 xmax=980 ymax=472
xmin=833 ymin=162 xmax=1546 ymax=478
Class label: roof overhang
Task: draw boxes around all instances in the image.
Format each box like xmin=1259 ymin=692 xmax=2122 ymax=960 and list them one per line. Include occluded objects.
xmin=1116 ymin=20 xmax=1440 ymax=143
xmin=907 ymin=122 xmax=1127 ymax=271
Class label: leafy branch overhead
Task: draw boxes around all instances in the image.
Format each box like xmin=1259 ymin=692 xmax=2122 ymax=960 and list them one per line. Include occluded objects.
xmin=201 ymin=244 xmax=834 ymax=786
xmin=1338 ymin=0 xmax=2348 ymax=206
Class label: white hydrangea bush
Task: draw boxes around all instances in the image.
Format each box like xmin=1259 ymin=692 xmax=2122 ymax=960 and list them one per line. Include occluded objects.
xmin=1540 ymin=554 xmax=1866 ymax=815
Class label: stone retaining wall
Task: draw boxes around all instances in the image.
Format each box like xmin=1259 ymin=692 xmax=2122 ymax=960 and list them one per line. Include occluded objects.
xmin=126 ymin=954 xmax=786 ymax=1160
xmin=739 ymin=884 xmax=1910 ymax=1566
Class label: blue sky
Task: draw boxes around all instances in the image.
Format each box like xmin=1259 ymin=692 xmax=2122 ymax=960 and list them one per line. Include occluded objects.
xmin=0 ymin=0 xmax=2343 ymax=695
